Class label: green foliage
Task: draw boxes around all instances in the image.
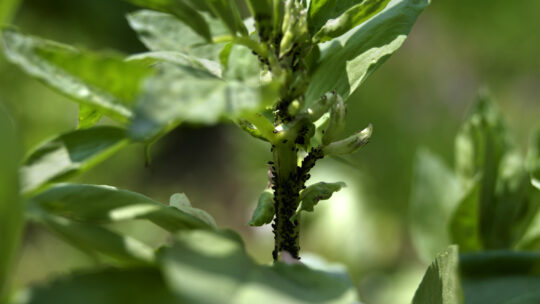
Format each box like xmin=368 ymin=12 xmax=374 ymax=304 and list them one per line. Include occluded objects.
xmin=249 ymin=189 xmax=275 ymax=226
xmin=158 ymin=230 xmax=358 ymax=304
xmin=412 ymin=246 xmax=462 ymax=304
xmin=30 ymin=184 xmax=216 ymax=231
xmin=305 ymin=0 xmax=429 ymax=106
xmin=1 ymin=0 xmax=431 ymax=302
xmin=0 ymin=108 xmax=21 ymax=298
xmin=0 ymin=0 xmax=20 ymax=26
xmin=20 ymin=127 xmax=129 ymax=195
xmin=410 ymin=94 xmax=540 ymax=260
xmin=460 ymin=251 xmax=540 ymax=303
xmin=293 ymin=181 xmax=346 ymax=220
xmin=1 ymin=29 xmax=151 ymax=123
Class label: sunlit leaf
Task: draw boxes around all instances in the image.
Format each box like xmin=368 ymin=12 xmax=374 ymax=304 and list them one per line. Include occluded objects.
xmin=409 ymin=149 xmax=463 ymax=262
xmin=460 ymin=251 xmax=540 ymax=304
xmin=29 ymin=210 xmax=154 ymax=264
xmin=126 ymin=9 xmax=226 ymax=59
xmin=293 ymin=181 xmax=346 ymax=221
xmin=130 ymin=45 xmax=277 ymax=141
xmin=30 ymin=184 xmax=216 ymax=231
xmin=158 ymin=230 xmax=358 ymax=304
xmin=305 ymin=0 xmax=429 ymax=106
xmin=313 ymin=0 xmax=391 ymax=42
xmin=0 ymin=108 xmax=22 ymax=297
xmin=412 ymin=246 xmax=462 ymax=304
xmin=20 ymin=127 xmax=129 ymax=195
xmin=12 ymin=268 xmax=178 ymax=304
xmin=128 ymin=51 xmax=222 ymax=78
xmin=1 ymin=29 xmax=151 ymax=123
xmin=124 ymin=0 xmax=212 ymax=41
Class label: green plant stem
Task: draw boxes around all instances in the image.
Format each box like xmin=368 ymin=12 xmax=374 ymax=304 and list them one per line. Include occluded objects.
xmin=271 ymin=133 xmax=301 ymax=260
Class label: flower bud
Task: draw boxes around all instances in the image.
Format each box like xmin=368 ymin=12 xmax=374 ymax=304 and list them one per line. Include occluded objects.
xmin=322 ymin=124 xmax=372 ymax=155
xmin=306 ymin=91 xmax=338 ymax=122
xmin=322 ymin=94 xmax=346 ymax=145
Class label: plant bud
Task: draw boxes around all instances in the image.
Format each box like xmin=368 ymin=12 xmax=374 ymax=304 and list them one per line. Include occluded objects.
xmin=249 ymin=189 xmax=275 ymax=226
xmin=322 ymin=94 xmax=346 ymax=145
xmin=322 ymin=124 xmax=373 ymax=155
xmin=280 ymin=0 xmax=308 ymax=56
xmin=306 ymin=91 xmax=338 ymax=122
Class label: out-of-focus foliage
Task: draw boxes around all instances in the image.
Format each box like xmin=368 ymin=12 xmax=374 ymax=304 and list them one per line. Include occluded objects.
xmin=0 ymin=108 xmax=22 ymax=299
xmin=410 ymin=94 xmax=540 ymax=262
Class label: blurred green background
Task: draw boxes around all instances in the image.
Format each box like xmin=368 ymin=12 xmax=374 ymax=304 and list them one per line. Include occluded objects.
xmin=1 ymin=1 xmax=539 ymax=303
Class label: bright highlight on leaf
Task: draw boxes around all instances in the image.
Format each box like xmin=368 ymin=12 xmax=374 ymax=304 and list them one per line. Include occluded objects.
xmin=20 ymin=127 xmax=129 ymax=195
xmin=1 ymin=29 xmax=151 ymax=123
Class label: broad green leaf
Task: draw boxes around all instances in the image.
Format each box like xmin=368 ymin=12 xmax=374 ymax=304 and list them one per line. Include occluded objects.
xmin=409 ymin=149 xmax=463 ymax=262
xmin=158 ymin=230 xmax=358 ymax=304
xmin=12 ymin=268 xmax=179 ymax=304
xmin=455 ymin=95 xmax=520 ymax=249
xmin=293 ymin=181 xmax=346 ymax=221
xmin=460 ymin=251 xmax=540 ymax=304
xmin=130 ymin=45 xmax=277 ymax=140
xmin=308 ymin=0 xmax=362 ymax=35
xmin=488 ymin=153 xmax=540 ymax=249
xmin=248 ymin=189 xmax=275 ymax=226
xmin=528 ymin=128 xmax=540 ymax=190
xmin=30 ymin=184 xmax=216 ymax=231
xmin=1 ymin=29 xmax=151 ymax=123
xmin=128 ymin=51 xmax=222 ymax=78
xmin=20 ymin=127 xmax=129 ymax=195
xmin=313 ymin=0 xmax=391 ymax=42
xmin=204 ymin=0 xmax=248 ymax=36
xmin=169 ymin=193 xmax=217 ymax=228
xmin=126 ymin=10 xmax=226 ymax=59
xmin=449 ymin=181 xmax=482 ymax=252
xmin=29 ymin=211 xmax=154 ymax=264
xmin=305 ymin=0 xmax=429 ymax=106
xmin=78 ymin=104 xmax=103 ymax=129
xmin=411 ymin=246 xmax=462 ymax=304
xmin=0 ymin=108 xmax=22 ymax=298
xmin=0 ymin=0 xmax=20 ymax=25
xmin=124 ymin=0 xmax=212 ymax=41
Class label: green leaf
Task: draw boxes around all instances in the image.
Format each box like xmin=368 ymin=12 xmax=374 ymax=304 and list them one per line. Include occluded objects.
xmin=158 ymin=230 xmax=358 ymax=304
xmin=313 ymin=0 xmax=391 ymax=42
xmin=293 ymin=182 xmax=346 ymax=221
xmin=460 ymin=251 xmax=540 ymax=304
xmin=78 ymin=104 xmax=103 ymax=129
xmin=126 ymin=9 xmax=226 ymax=59
xmin=29 ymin=211 xmax=154 ymax=264
xmin=0 ymin=108 xmax=22 ymax=298
xmin=204 ymin=0 xmax=248 ymax=36
xmin=12 ymin=268 xmax=179 ymax=304
xmin=20 ymin=127 xmax=129 ymax=195
xmin=169 ymin=193 xmax=217 ymax=228
xmin=130 ymin=45 xmax=278 ymax=141
xmin=305 ymin=0 xmax=429 ymax=106
xmin=128 ymin=51 xmax=222 ymax=78
xmin=1 ymin=29 xmax=151 ymax=123
xmin=308 ymin=0 xmax=360 ymax=35
xmin=412 ymin=245 xmax=462 ymax=304
xmin=449 ymin=181 xmax=482 ymax=252
xmin=454 ymin=94 xmax=526 ymax=249
xmin=248 ymin=189 xmax=275 ymax=226
xmin=0 ymin=0 xmax=20 ymax=25
xmin=528 ymin=128 xmax=540 ymax=190
xmin=409 ymin=149 xmax=463 ymax=262
xmin=30 ymin=184 xmax=216 ymax=231
xmin=124 ymin=0 xmax=212 ymax=41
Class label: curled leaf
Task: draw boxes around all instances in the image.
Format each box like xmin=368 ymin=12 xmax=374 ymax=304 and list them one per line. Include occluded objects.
xmin=249 ymin=189 xmax=275 ymax=226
